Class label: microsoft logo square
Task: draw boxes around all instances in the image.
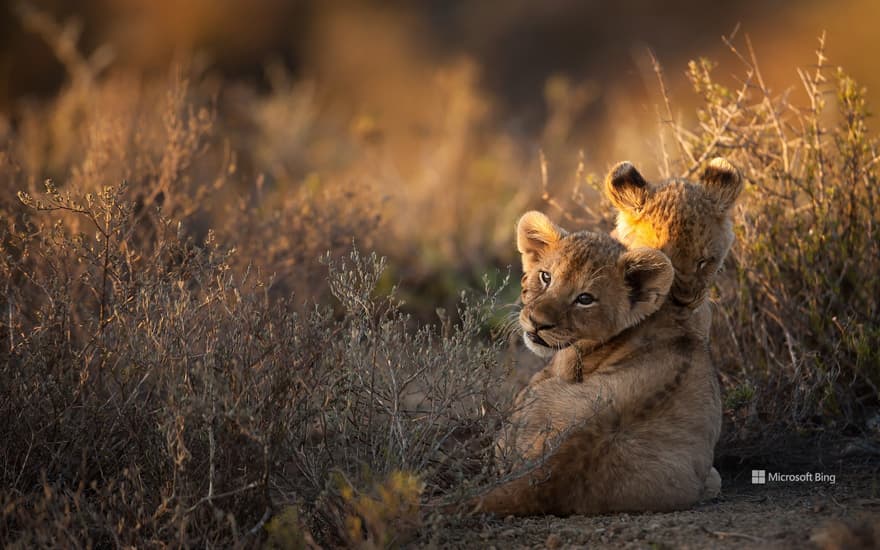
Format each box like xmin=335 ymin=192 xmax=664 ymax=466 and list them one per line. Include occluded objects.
xmin=751 ymin=470 xmax=766 ymax=484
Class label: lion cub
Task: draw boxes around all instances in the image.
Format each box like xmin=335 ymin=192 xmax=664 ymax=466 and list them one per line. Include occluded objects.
xmin=604 ymin=158 xmax=743 ymax=499
xmin=473 ymin=212 xmax=721 ymax=516
xmin=509 ymin=159 xmax=742 ymax=510
xmin=529 ymin=158 xmax=743 ymax=387
xmin=606 ymin=157 xmax=744 ymax=336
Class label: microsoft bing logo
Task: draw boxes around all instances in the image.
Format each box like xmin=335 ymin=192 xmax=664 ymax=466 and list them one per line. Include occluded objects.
xmin=750 ymin=469 xmax=835 ymax=484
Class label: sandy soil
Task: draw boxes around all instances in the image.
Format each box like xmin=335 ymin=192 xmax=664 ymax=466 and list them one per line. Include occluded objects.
xmin=417 ymin=467 xmax=880 ymax=549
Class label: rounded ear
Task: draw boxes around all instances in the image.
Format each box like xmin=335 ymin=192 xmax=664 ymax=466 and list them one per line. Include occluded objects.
xmin=617 ymin=247 xmax=674 ymax=326
xmin=701 ymin=157 xmax=743 ymax=212
xmin=516 ymin=211 xmax=567 ymax=272
xmin=605 ymin=161 xmax=650 ymax=214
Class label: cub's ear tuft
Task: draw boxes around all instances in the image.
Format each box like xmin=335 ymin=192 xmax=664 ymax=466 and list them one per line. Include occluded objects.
xmin=701 ymin=157 xmax=743 ymax=212
xmin=604 ymin=161 xmax=650 ymax=214
xmin=516 ymin=211 xmax=567 ymax=272
xmin=617 ymin=247 xmax=674 ymax=326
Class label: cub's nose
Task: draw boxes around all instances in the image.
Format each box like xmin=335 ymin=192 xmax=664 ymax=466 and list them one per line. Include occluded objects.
xmin=528 ymin=315 xmax=556 ymax=332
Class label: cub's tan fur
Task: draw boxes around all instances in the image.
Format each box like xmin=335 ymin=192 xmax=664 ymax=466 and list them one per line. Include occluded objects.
xmin=606 ymin=157 xmax=744 ymax=337
xmin=525 ymin=158 xmax=742 ymax=387
xmin=472 ymin=212 xmax=722 ymax=516
xmin=470 ymin=160 xmax=743 ymax=516
xmin=520 ymin=159 xmax=742 ymax=493
xmin=604 ymin=158 xmax=742 ymax=499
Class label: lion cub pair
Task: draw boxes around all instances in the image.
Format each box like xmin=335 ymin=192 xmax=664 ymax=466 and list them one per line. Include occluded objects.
xmin=474 ymin=158 xmax=743 ymax=516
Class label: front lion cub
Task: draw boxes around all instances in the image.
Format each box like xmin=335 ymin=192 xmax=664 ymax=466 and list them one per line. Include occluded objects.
xmin=473 ymin=212 xmax=721 ymax=516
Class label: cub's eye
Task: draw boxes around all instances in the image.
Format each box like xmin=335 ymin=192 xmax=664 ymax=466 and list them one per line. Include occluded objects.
xmin=697 ymin=257 xmax=715 ymax=271
xmin=539 ymin=271 xmax=552 ymax=286
xmin=574 ymin=293 xmax=595 ymax=306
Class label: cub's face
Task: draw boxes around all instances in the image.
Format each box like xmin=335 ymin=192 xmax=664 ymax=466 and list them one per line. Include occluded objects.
xmin=516 ymin=212 xmax=673 ymax=358
xmin=605 ymin=158 xmax=744 ymax=308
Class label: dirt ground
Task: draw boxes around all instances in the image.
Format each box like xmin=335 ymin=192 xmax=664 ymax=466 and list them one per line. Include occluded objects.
xmin=406 ymin=352 xmax=880 ymax=549
xmin=417 ymin=466 xmax=880 ymax=549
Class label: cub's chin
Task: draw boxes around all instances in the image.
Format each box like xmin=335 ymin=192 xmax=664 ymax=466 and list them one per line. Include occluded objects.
xmin=523 ymin=332 xmax=557 ymax=358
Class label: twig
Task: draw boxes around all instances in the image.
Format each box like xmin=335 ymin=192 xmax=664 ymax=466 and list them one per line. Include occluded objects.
xmin=796 ymin=32 xmax=829 ymax=198
xmin=683 ymin=78 xmax=752 ymax=178
xmin=13 ymin=435 xmax=34 ymax=488
xmin=700 ymin=526 xmax=765 ymax=542
xmin=650 ymin=49 xmax=694 ymax=170
xmin=681 ymin=35 xmax=755 ymax=177
xmin=752 ymin=37 xmax=789 ymax=172
xmin=6 ymin=288 xmax=12 ymax=353
xmin=655 ymin=103 xmax=672 ymax=178
xmin=246 ymin=507 xmax=273 ymax=538
xmin=98 ymin=216 xmax=110 ymax=340
xmin=208 ymin=391 xmax=216 ymax=501
xmin=185 ymin=480 xmax=261 ymax=513
xmin=538 ymin=151 xmax=594 ymax=225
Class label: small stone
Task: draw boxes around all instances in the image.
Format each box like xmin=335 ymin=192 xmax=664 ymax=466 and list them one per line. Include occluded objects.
xmin=545 ymin=533 xmax=562 ymax=549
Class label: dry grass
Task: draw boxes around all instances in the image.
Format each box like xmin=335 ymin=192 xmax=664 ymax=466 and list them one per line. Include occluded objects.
xmin=664 ymin=34 xmax=879 ymax=452
xmin=0 ymin=8 xmax=878 ymax=546
xmin=1 ymin=16 xmax=519 ymax=544
xmin=1 ymin=177 xmax=516 ymax=545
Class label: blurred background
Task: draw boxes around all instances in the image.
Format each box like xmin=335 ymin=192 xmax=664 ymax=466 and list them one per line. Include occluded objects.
xmin=1 ymin=0 xmax=879 ymax=310
xmin=4 ymin=0 xmax=880 ymax=128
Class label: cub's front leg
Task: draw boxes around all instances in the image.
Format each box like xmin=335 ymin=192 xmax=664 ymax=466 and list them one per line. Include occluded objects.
xmin=503 ymin=375 xmax=615 ymax=462
xmin=526 ymin=342 xmax=601 ymax=387
xmin=516 ymin=347 xmax=577 ymax=408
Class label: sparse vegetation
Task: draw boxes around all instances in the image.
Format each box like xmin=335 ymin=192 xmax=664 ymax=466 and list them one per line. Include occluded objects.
xmin=0 ymin=5 xmax=878 ymax=547
xmin=1 ymin=173 xmax=515 ymax=545
xmin=663 ymin=35 xmax=879 ymax=451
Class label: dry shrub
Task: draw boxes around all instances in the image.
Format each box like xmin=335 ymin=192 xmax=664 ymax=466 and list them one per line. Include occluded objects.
xmin=0 ymin=174 xmax=514 ymax=545
xmin=561 ymin=34 xmax=880 ymax=454
xmin=542 ymin=34 xmax=879 ymax=459
xmin=0 ymin=13 xmax=513 ymax=545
